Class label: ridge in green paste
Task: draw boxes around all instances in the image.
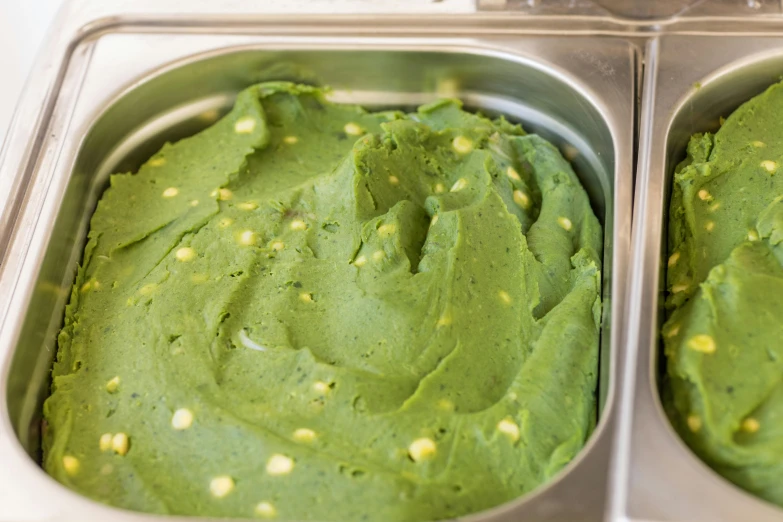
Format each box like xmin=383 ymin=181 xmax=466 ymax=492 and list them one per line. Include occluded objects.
xmin=44 ymin=82 xmax=602 ymax=520
xmin=664 ymin=79 xmax=783 ymax=508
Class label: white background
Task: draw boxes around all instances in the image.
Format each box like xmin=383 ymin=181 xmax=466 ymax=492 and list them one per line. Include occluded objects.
xmin=0 ymin=0 xmax=473 ymax=147
xmin=0 ymin=0 xmax=65 ymax=146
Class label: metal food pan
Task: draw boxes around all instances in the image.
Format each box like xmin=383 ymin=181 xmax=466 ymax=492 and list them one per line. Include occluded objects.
xmin=615 ymin=35 xmax=783 ymax=522
xmin=0 ymin=22 xmax=635 ymax=522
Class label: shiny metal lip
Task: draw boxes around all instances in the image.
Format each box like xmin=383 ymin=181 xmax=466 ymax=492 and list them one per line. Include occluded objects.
xmin=614 ymin=35 xmax=783 ymax=522
xmin=0 ymin=14 xmax=635 ymax=522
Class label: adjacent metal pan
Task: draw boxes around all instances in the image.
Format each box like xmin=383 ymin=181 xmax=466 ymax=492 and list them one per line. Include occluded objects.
xmin=0 ymin=23 xmax=636 ymax=522
xmin=615 ymin=35 xmax=783 ymax=522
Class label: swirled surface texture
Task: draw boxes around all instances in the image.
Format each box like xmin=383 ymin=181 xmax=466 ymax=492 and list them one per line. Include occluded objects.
xmin=44 ymin=82 xmax=602 ymax=520
xmin=664 ymin=80 xmax=783 ymax=507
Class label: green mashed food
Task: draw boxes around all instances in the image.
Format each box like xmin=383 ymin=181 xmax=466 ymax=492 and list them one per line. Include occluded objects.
xmin=43 ymin=82 xmax=602 ymax=520
xmin=664 ymin=80 xmax=783 ymax=506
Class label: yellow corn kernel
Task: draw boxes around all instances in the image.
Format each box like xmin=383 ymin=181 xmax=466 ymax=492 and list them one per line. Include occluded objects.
xmin=175 ymin=247 xmax=196 ymax=262
xmin=450 ymin=178 xmax=468 ymax=192
xmin=344 ymin=122 xmax=363 ymax=136
xmin=111 ymin=433 xmax=129 ymax=455
xmin=62 ymin=456 xmax=80 ymax=476
xmin=687 ymin=414 xmax=702 ymax=432
xmin=437 ymin=399 xmax=454 ymax=411
xmin=99 ymin=433 xmax=113 ymax=452
xmin=255 ymin=501 xmax=277 ymax=518
xmin=452 ymin=136 xmax=473 ymax=154
xmin=312 ymin=381 xmax=330 ymax=394
xmin=408 ymin=438 xmax=436 ymax=462
xmin=687 ymin=334 xmax=716 ymax=354
xmin=210 ymin=475 xmax=235 ymax=497
xmin=513 ymin=190 xmax=530 ymax=209
xmin=238 ymin=201 xmax=258 ymax=211
xmin=238 ymin=230 xmax=256 ymax=246
xmin=106 ymin=376 xmax=120 ymax=393
xmin=665 ymin=324 xmax=680 ymax=338
xmin=436 ymin=314 xmax=451 ymax=328
xmin=497 ymin=418 xmax=520 ymax=442
xmin=378 ymin=224 xmax=396 ymax=237
xmin=171 ymin=408 xmax=194 ymax=430
xmin=292 ymin=428 xmax=316 ymax=443
xmin=266 ymin=454 xmax=294 ymax=475
xmin=761 ymin=160 xmax=778 ymax=173
xmin=290 ymin=220 xmax=307 ymax=231
xmin=234 ymin=116 xmax=256 ymax=134
xmin=557 ymin=216 xmax=573 ymax=231
xmin=742 ymin=417 xmax=760 ymax=433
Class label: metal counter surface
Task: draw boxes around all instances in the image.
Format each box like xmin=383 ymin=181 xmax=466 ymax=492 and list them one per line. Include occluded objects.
xmin=9 ymin=2 xmax=783 ymax=522
xmin=616 ymin=34 xmax=783 ymax=522
xmin=0 ymin=8 xmax=636 ymax=521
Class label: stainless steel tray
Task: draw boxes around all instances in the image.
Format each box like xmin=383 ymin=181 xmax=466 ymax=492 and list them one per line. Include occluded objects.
xmin=0 ymin=12 xmax=636 ymax=522
xmin=616 ymin=34 xmax=783 ymax=522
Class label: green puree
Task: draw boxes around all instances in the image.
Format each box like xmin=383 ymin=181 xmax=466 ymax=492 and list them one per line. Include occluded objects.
xmin=43 ymin=82 xmax=602 ymax=520
xmin=664 ymin=80 xmax=783 ymax=506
